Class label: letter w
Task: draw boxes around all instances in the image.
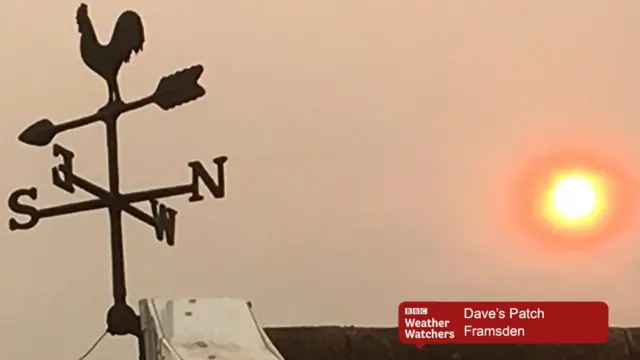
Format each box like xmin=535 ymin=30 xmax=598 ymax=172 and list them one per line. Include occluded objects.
xmin=150 ymin=199 xmax=177 ymax=246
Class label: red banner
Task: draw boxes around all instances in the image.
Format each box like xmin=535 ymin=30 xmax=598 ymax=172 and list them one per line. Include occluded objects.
xmin=398 ymin=301 xmax=608 ymax=346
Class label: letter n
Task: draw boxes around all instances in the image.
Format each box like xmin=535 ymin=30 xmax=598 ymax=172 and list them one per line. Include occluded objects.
xmin=187 ymin=156 xmax=228 ymax=202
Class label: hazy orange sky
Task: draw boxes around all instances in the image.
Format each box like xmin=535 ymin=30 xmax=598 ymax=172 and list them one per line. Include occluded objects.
xmin=2 ymin=0 xmax=640 ymax=359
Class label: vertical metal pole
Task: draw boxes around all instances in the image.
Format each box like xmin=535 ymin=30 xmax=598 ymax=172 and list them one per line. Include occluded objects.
xmin=105 ymin=113 xmax=146 ymax=360
xmin=105 ymin=115 xmax=127 ymax=304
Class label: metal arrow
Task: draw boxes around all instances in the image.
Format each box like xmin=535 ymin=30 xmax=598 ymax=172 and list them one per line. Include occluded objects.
xmin=18 ymin=65 xmax=205 ymax=147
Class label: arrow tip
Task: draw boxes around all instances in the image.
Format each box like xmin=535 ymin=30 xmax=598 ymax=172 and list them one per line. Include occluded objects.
xmin=18 ymin=119 xmax=56 ymax=147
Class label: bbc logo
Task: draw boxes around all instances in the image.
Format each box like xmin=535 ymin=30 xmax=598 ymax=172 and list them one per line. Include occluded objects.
xmin=405 ymin=307 xmax=428 ymax=315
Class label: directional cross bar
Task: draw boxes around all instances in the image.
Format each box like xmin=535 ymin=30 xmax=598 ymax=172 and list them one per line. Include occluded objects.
xmin=8 ymin=143 xmax=228 ymax=247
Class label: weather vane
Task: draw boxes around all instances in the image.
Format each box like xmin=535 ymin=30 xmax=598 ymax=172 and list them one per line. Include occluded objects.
xmin=7 ymin=3 xmax=227 ymax=359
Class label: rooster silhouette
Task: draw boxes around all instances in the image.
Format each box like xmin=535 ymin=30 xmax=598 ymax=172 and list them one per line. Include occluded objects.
xmin=76 ymin=3 xmax=145 ymax=106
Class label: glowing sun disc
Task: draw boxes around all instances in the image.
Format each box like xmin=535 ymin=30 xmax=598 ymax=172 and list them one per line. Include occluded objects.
xmin=551 ymin=176 xmax=597 ymax=219
xmin=511 ymin=152 xmax=634 ymax=248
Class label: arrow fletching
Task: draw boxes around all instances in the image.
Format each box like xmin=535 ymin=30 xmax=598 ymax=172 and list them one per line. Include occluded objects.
xmin=153 ymin=65 xmax=206 ymax=110
xmin=18 ymin=118 xmax=56 ymax=146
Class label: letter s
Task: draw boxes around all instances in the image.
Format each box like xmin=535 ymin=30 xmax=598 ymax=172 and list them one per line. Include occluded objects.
xmin=499 ymin=310 xmax=505 ymax=319
xmin=8 ymin=187 xmax=39 ymax=231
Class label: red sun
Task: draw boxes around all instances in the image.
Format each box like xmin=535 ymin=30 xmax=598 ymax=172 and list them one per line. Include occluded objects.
xmin=512 ymin=152 xmax=633 ymax=248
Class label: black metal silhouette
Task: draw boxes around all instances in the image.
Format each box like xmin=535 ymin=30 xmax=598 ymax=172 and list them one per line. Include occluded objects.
xmin=8 ymin=4 xmax=227 ymax=360
xmin=77 ymin=3 xmax=145 ymax=106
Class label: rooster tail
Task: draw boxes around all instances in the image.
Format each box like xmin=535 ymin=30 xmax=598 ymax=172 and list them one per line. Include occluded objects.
xmin=110 ymin=10 xmax=145 ymax=63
